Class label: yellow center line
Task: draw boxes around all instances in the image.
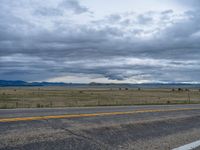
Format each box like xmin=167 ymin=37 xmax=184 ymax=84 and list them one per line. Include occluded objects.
xmin=0 ymin=108 xmax=199 ymax=123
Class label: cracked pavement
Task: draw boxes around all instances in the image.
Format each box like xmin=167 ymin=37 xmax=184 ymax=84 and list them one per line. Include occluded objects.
xmin=1 ymin=105 xmax=200 ymax=150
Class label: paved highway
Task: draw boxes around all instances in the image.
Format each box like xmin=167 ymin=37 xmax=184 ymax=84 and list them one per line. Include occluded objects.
xmin=1 ymin=104 xmax=200 ymax=150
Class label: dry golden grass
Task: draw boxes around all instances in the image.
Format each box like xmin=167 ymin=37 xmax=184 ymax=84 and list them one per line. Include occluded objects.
xmin=0 ymin=87 xmax=200 ymax=108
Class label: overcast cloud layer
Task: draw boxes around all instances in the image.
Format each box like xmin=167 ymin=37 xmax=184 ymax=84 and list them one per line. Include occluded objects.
xmin=0 ymin=0 xmax=200 ymax=83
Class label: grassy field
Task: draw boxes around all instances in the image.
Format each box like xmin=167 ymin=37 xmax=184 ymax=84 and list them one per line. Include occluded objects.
xmin=0 ymin=87 xmax=200 ymax=109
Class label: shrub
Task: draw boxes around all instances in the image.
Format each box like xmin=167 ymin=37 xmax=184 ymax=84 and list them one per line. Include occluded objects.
xmin=178 ymin=88 xmax=183 ymax=91
xmin=167 ymin=101 xmax=171 ymax=104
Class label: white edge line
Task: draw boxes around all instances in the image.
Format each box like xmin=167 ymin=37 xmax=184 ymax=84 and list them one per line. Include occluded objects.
xmin=172 ymin=140 xmax=200 ymax=150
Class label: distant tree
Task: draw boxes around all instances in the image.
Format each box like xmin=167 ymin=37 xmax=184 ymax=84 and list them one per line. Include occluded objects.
xmin=138 ymin=88 xmax=141 ymax=91
xmin=172 ymin=88 xmax=175 ymax=92
xmin=125 ymin=88 xmax=128 ymax=90
xmin=119 ymin=88 xmax=122 ymax=90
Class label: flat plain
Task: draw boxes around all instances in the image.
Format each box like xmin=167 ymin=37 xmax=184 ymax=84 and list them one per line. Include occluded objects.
xmin=0 ymin=87 xmax=200 ymax=108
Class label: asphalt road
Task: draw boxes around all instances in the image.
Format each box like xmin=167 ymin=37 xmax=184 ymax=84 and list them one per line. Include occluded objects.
xmin=1 ymin=104 xmax=200 ymax=150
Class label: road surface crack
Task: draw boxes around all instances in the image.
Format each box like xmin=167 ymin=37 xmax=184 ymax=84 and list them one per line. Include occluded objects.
xmin=45 ymin=119 xmax=111 ymax=150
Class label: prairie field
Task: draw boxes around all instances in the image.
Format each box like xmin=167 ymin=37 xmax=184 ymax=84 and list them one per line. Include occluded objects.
xmin=0 ymin=87 xmax=200 ymax=109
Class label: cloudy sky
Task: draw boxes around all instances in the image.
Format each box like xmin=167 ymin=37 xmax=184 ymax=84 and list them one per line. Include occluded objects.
xmin=0 ymin=0 xmax=200 ymax=83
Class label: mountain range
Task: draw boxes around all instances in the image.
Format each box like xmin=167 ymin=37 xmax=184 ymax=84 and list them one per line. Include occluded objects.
xmin=0 ymin=80 xmax=200 ymax=89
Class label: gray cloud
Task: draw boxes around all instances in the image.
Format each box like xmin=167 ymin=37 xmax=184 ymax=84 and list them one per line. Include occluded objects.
xmin=177 ymin=0 xmax=200 ymax=8
xmin=0 ymin=0 xmax=200 ymax=83
xmin=137 ymin=14 xmax=153 ymax=24
xmin=34 ymin=8 xmax=63 ymax=16
xmin=60 ymin=0 xmax=89 ymax=14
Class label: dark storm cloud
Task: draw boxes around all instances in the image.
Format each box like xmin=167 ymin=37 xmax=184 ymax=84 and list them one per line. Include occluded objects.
xmin=0 ymin=0 xmax=200 ymax=83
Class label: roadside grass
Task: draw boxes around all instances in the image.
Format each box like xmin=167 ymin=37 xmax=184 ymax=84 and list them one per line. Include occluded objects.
xmin=0 ymin=87 xmax=200 ymax=108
